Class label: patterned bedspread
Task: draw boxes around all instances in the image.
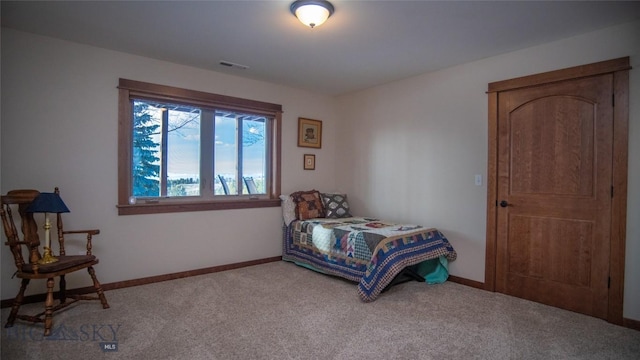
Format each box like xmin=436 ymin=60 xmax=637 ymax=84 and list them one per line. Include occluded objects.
xmin=282 ymin=217 xmax=457 ymax=302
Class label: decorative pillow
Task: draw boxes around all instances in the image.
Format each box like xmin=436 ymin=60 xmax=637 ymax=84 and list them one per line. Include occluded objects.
xmin=321 ymin=193 xmax=352 ymax=218
xmin=291 ymin=190 xmax=325 ymax=220
xmin=280 ymin=194 xmax=297 ymax=226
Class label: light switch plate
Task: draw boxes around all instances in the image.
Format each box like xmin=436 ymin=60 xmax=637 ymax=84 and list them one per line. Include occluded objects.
xmin=475 ymin=174 xmax=482 ymax=186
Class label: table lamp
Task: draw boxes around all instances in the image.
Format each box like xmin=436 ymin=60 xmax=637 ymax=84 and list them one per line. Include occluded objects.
xmin=26 ymin=192 xmax=70 ymax=264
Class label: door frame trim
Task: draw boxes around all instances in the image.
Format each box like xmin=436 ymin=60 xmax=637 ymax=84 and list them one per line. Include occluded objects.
xmin=484 ymin=57 xmax=631 ymax=325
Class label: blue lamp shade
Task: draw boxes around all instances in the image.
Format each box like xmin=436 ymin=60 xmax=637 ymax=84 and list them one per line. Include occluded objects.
xmin=26 ymin=193 xmax=70 ymax=213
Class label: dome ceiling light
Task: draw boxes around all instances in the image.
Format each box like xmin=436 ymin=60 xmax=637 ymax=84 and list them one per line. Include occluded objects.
xmin=290 ymin=0 xmax=335 ymax=29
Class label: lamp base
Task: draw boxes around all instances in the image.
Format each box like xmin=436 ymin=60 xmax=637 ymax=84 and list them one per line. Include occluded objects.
xmin=38 ymin=247 xmax=59 ymax=264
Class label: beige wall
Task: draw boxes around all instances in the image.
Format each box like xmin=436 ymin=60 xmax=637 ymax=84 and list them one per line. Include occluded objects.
xmin=336 ymin=20 xmax=640 ymax=320
xmin=2 ymin=19 xmax=639 ymax=321
xmin=0 ymin=29 xmax=338 ymax=297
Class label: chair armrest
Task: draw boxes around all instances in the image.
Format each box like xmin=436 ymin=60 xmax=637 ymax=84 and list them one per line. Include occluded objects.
xmin=62 ymin=229 xmax=100 ymax=236
xmin=60 ymin=229 xmax=100 ymax=256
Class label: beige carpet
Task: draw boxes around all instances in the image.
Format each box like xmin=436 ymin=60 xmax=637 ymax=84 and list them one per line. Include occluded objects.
xmin=2 ymin=261 xmax=639 ymax=359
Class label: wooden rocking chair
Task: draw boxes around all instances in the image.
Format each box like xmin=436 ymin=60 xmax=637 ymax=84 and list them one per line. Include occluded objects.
xmin=1 ymin=188 xmax=109 ymax=336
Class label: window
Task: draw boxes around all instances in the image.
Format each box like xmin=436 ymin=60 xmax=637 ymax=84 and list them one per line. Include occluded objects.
xmin=118 ymin=79 xmax=282 ymax=215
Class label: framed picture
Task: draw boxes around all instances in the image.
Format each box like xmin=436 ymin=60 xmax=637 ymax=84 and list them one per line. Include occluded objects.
xmin=298 ymin=118 xmax=322 ymax=148
xmin=304 ymin=154 xmax=316 ymax=170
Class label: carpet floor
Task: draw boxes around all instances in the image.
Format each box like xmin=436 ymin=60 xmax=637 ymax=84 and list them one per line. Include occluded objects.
xmin=1 ymin=261 xmax=639 ymax=359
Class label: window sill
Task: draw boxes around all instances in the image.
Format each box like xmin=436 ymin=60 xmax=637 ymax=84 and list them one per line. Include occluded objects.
xmin=117 ymin=198 xmax=281 ymax=215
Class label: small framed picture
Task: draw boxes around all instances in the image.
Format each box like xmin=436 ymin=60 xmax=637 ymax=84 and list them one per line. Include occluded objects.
xmin=298 ymin=118 xmax=322 ymax=149
xmin=304 ymin=154 xmax=316 ymax=170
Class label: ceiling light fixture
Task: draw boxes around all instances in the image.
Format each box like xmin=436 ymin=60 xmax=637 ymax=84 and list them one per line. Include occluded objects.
xmin=290 ymin=0 xmax=335 ymax=29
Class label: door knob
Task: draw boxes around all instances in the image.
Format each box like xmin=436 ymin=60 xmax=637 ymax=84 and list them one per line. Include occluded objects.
xmin=499 ymin=200 xmax=509 ymax=207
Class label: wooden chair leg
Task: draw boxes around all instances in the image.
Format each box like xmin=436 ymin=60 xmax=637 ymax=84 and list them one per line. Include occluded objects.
xmin=59 ymin=275 xmax=67 ymax=304
xmin=44 ymin=277 xmax=54 ymax=336
xmin=87 ymin=266 xmax=109 ymax=309
xmin=5 ymin=278 xmax=30 ymax=328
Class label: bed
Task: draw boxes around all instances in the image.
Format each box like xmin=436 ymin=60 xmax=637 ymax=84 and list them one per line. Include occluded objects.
xmin=281 ymin=190 xmax=457 ymax=302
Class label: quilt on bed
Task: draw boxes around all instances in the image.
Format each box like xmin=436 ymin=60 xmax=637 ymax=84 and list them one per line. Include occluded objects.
xmin=282 ymin=217 xmax=457 ymax=302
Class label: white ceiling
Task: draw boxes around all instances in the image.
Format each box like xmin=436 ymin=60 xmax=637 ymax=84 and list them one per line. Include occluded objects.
xmin=2 ymin=1 xmax=640 ymax=95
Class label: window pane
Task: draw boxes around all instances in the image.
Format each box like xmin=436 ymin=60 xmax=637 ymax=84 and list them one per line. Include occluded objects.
xmin=132 ymin=100 xmax=201 ymax=198
xmin=166 ymin=106 xmax=201 ymax=197
xmin=132 ymin=101 xmax=161 ymax=197
xmin=214 ymin=111 xmax=238 ymax=195
xmin=242 ymin=116 xmax=267 ymax=194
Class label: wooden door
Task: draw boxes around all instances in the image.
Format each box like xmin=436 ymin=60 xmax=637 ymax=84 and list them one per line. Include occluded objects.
xmin=495 ymin=74 xmax=614 ymax=318
xmin=485 ymin=57 xmax=630 ymax=324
